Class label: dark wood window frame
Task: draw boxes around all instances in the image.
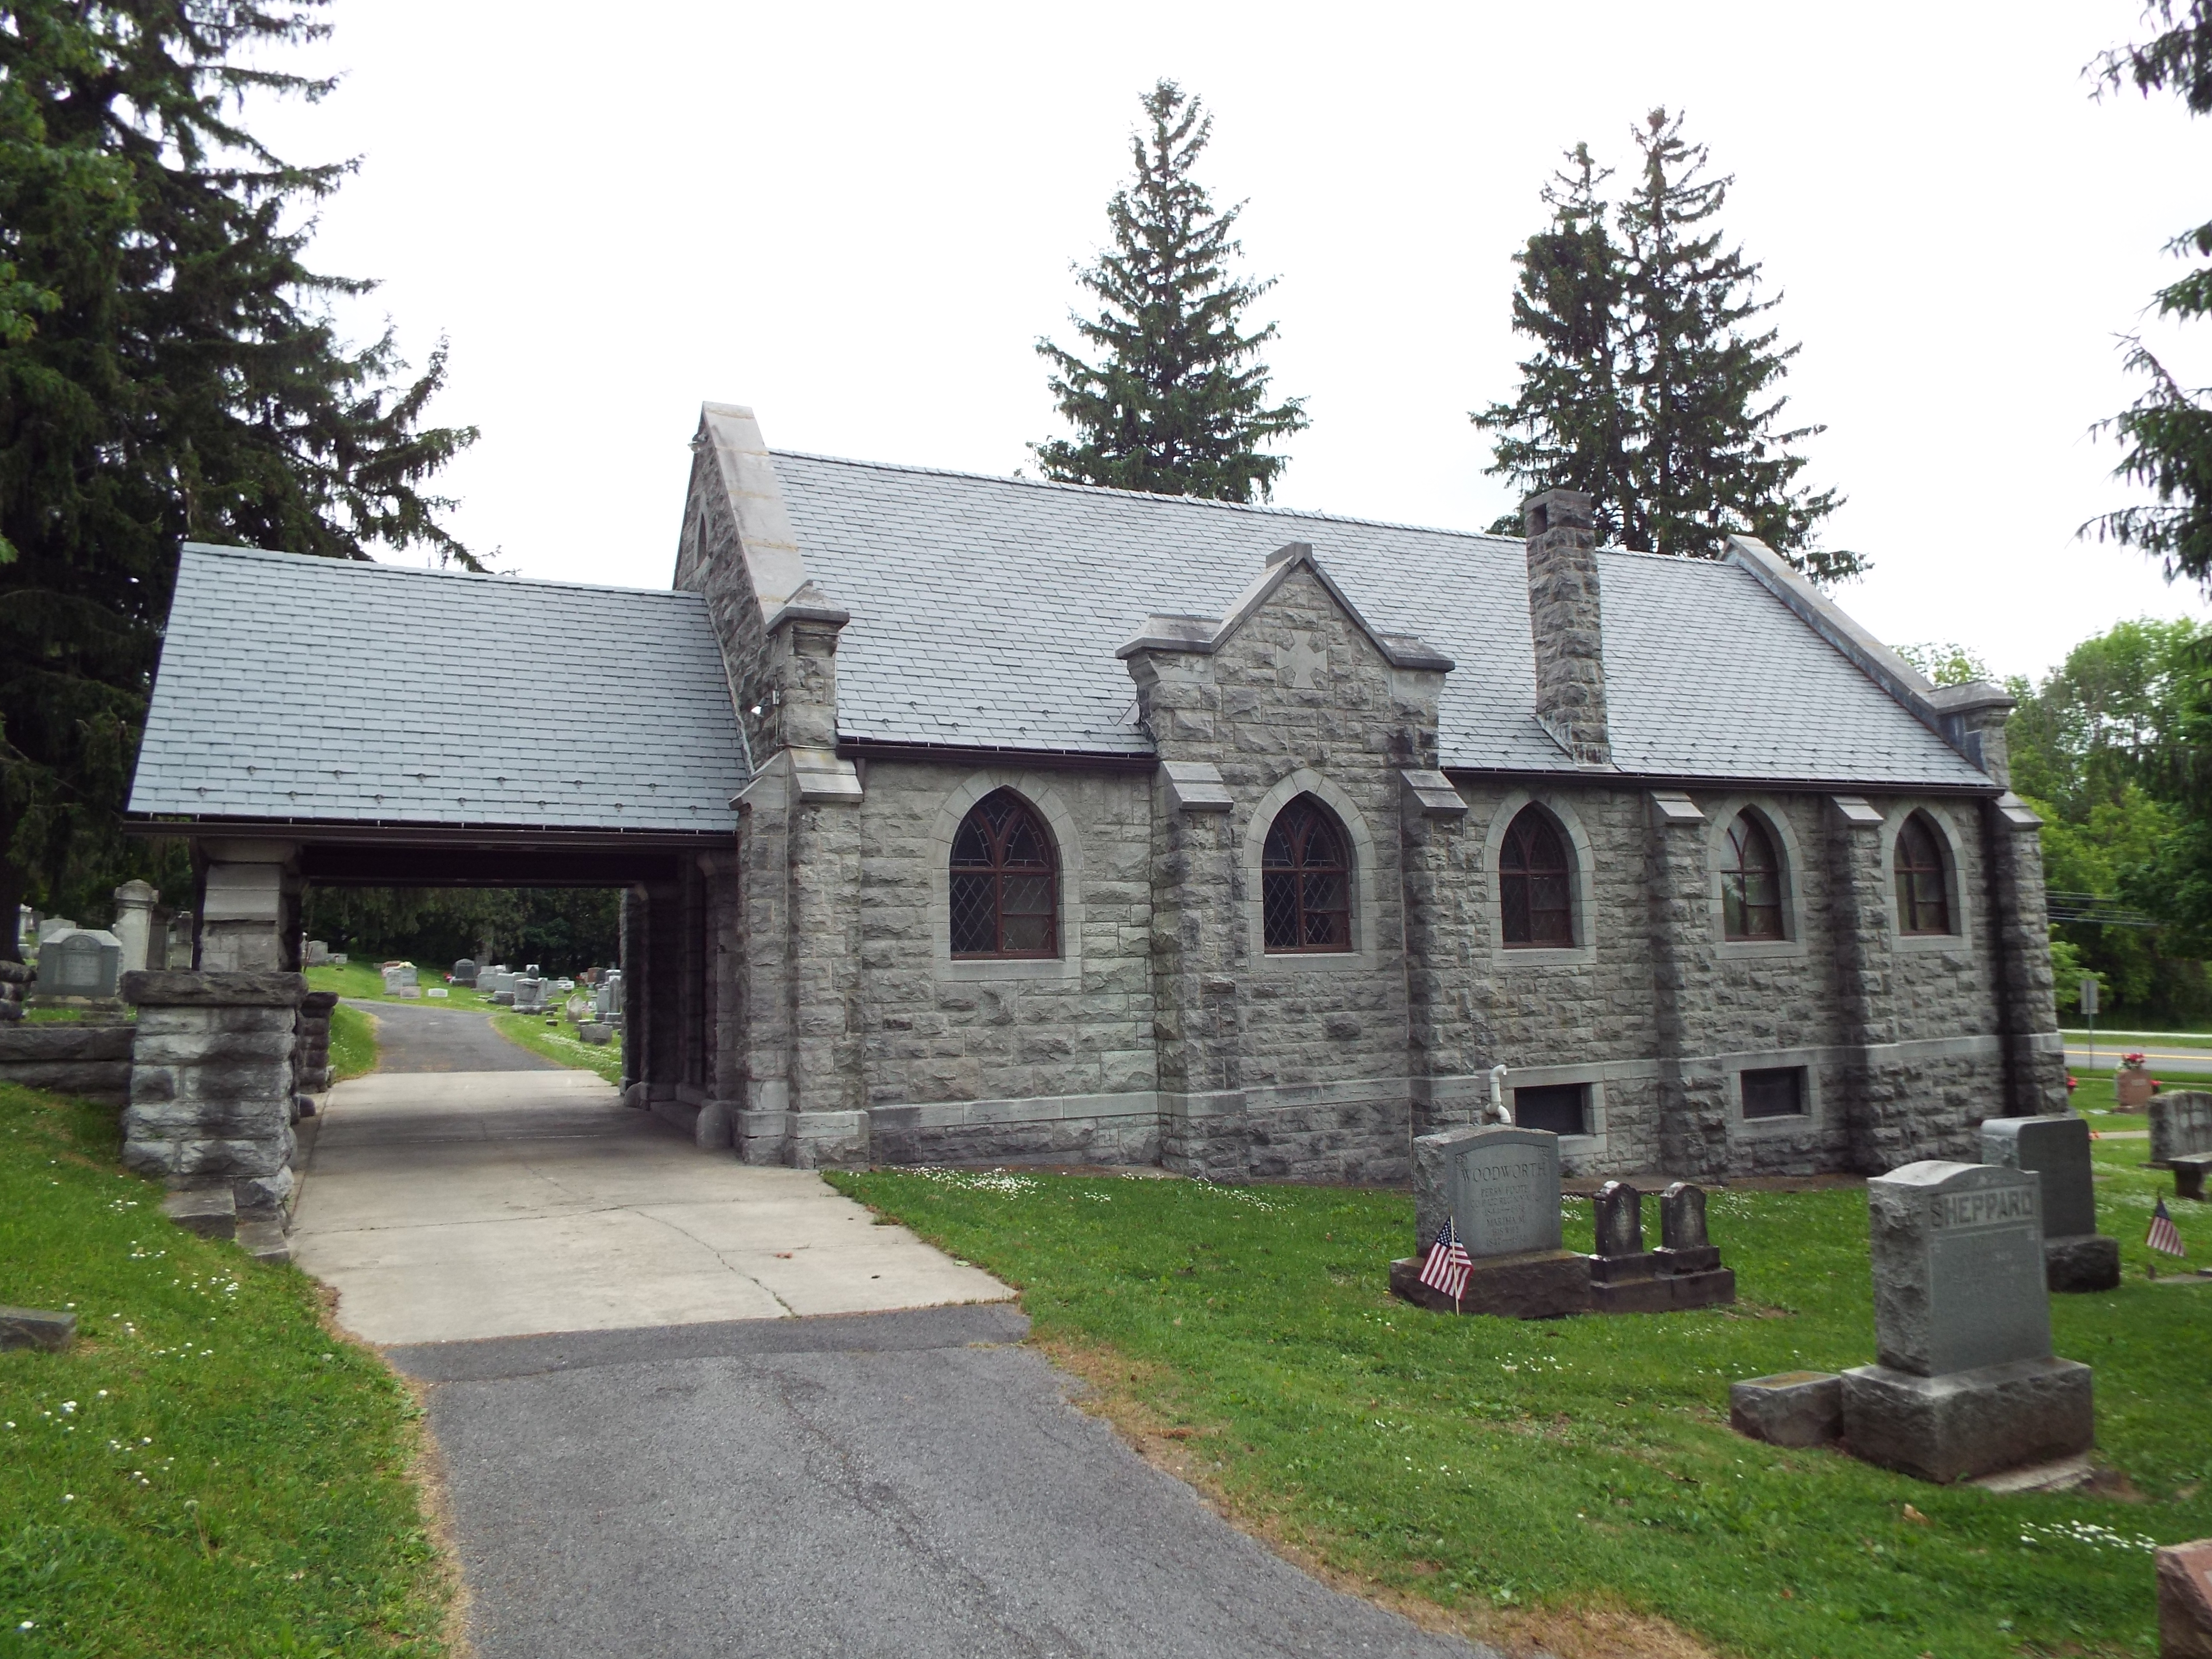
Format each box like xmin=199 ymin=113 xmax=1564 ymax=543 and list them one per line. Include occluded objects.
xmin=948 ymin=789 xmax=1059 ymax=959
xmin=1261 ymin=795 xmax=1353 ymax=953
xmin=1893 ymin=812 xmax=1953 ymax=937
xmin=1740 ymin=1066 xmax=1807 ymax=1120
xmin=1500 ymin=805 xmax=1575 ymax=947
xmin=1720 ymin=811 xmax=1786 ymax=941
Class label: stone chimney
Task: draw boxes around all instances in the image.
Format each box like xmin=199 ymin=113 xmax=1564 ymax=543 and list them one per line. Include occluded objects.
xmin=1522 ymin=488 xmax=1611 ymax=764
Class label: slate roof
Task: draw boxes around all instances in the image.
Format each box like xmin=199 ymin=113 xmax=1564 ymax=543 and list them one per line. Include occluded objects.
xmin=774 ymin=452 xmax=1992 ymax=788
xmin=129 ymin=543 xmax=745 ymax=832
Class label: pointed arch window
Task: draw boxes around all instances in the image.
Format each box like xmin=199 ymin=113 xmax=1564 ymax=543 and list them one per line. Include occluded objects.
xmin=949 ymin=790 xmax=1058 ymax=958
xmin=1500 ymin=806 xmax=1574 ymax=947
xmin=1721 ymin=812 xmax=1785 ymax=941
xmin=1894 ymin=812 xmax=1952 ymax=936
xmin=1262 ymin=796 xmax=1351 ymax=952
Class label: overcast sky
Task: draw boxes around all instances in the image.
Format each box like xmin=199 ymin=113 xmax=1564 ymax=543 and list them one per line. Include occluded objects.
xmin=256 ymin=0 xmax=2212 ymax=683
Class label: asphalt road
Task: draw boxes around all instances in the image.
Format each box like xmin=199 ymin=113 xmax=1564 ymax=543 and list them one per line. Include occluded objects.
xmin=344 ymin=997 xmax=555 ymax=1072
xmin=390 ymin=1306 xmax=1490 ymax=1659
xmin=2064 ymin=1043 xmax=2212 ymax=1078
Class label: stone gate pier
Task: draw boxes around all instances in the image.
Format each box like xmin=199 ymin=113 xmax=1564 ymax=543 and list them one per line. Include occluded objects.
xmin=120 ymin=969 xmax=305 ymax=1260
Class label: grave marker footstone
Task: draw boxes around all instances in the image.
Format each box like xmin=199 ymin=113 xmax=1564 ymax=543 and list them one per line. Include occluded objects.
xmin=1389 ymin=1126 xmax=1589 ymax=1318
xmin=1586 ymin=1179 xmax=1736 ymax=1312
xmin=1981 ymin=1115 xmax=2119 ymax=1291
xmin=1838 ymin=1160 xmax=2093 ymax=1483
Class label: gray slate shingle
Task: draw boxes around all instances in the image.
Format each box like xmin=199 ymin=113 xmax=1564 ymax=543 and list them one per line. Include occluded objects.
xmin=129 ymin=544 xmax=745 ymax=831
xmin=776 ymin=452 xmax=1988 ymax=788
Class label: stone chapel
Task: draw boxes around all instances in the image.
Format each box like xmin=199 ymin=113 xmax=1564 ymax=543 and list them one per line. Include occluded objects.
xmin=128 ymin=401 xmax=2067 ymax=1184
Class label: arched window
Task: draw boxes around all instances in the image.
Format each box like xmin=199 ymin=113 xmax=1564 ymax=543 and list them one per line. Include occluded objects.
xmin=1894 ymin=812 xmax=1951 ymax=936
xmin=1721 ymin=812 xmax=1784 ymax=941
xmin=949 ymin=790 xmax=1058 ymax=958
xmin=1500 ymin=806 xmax=1574 ymax=947
xmin=1262 ymin=795 xmax=1351 ymax=952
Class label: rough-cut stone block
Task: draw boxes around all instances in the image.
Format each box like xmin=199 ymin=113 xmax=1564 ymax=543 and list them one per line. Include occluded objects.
xmin=231 ymin=1169 xmax=294 ymax=1215
xmin=1388 ymin=1250 xmax=1591 ymax=1319
xmin=122 ymin=969 xmax=306 ymax=1008
xmin=234 ymin=1218 xmax=290 ymax=1264
xmin=0 ymin=1306 xmax=77 ymax=1352
xmin=1868 ymin=1161 xmax=2050 ymax=1376
xmin=124 ymin=1097 xmax=288 ymax=1140
xmin=161 ymin=1187 xmax=237 ymax=1238
xmin=2044 ymin=1233 xmax=2122 ymax=1293
xmin=2157 ymin=1539 xmax=2212 ymax=1659
xmin=579 ymin=1022 xmax=612 ymax=1044
xmin=121 ymin=1131 xmax=290 ymax=1180
xmin=2176 ymin=1155 xmax=2212 ymax=1203
xmin=1730 ymin=1371 xmax=1843 ymax=1447
xmin=0 ymin=1024 xmax=133 ymax=1062
xmin=1840 ymin=1357 xmax=2094 ymax=1484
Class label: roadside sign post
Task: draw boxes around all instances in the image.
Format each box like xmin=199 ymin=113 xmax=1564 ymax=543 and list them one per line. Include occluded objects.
xmin=2080 ymin=975 xmax=2099 ymax=1072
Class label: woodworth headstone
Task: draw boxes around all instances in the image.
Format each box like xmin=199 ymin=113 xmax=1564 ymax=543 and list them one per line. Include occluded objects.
xmin=1390 ymin=1126 xmax=1589 ymax=1318
xmin=1981 ymin=1115 xmax=2118 ymax=1292
xmin=1840 ymin=1160 xmax=2093 ymax=1483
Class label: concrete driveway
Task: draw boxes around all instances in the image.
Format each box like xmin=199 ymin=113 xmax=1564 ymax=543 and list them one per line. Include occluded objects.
xmin=291 ymin=1005 xmax=1009 ymax=1345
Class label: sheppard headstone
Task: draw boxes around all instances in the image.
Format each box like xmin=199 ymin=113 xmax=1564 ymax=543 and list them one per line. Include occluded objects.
xmin=1390 ymin=1125 xmax=1588 ymax=1318
xmin=1981 ymin=1115 xmax=2119 ymax=1291
xmin=1839 ymin=1160 xmax=2093 ymax=1483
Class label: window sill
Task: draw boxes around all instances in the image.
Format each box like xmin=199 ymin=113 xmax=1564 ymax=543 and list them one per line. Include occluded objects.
xmin=1715 ymin=938 xmax=1807 ymax=962
xmin=1492 ymin=946 xmax=1595 ymax=970
xmin=1254 ymin=950 xmax=1378 ymax=975
xmin=938 ymin=956 xmax=1079 ymax=983
xmin=1893 ymin=933 xmax=1969 ymax=957
xmin=1733 ymin=1110 xmax=1817 ymax=1134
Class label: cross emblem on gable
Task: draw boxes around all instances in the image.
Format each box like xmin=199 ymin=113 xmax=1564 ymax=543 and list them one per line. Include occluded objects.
xmin=1283 ymin=633 xmax=1330 ymax=690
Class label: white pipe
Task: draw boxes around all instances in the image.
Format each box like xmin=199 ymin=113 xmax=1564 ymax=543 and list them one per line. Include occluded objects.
xmin=1489 ymin=1063 xmax=1510 ymax=1125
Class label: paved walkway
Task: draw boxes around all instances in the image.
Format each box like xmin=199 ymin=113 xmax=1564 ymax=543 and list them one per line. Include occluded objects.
xmin=392 ymin=1306 xmax=1487 ymax=1659
xmin=344 ymin=996 xmax=558 ymax=1072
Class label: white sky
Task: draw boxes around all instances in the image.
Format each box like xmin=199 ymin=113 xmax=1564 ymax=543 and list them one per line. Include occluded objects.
xmin=255 ymin=0 xmax=2212 ymax=684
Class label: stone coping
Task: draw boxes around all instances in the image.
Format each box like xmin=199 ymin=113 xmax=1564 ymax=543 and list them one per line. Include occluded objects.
xmin=122 ymin=969 xmax=307 ymax=1008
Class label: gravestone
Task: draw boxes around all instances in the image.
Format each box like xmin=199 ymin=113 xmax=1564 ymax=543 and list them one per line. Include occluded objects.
xmin=579 ymin=1022 xmax=612 ymax=1045
xmin=1981 ymin=1115 xmax=2119 ymax=1291
xmin=39 ymin=930 xmax=123 ymax=1000
xmin=380 ymin=962 xmax=417 ymax=993
xmin=1839 ymin=1160 xmax=2093 ymax=1483
xmin=1389 ymin=1126 xmax=1589 ymax=1318
xmin=595 ymin=969 xmax=624 ymax=1023
xmin=512 ymin=976 xmax=544 ymax=1012
xmin=1585 ymin=1179 xmax=1736 ymax=1312
xmin=426 ymin=987 xmax=448 ymax=999
xmin=2151 ymin=1091 xmax=2212 ymax=1168
xmin=36 ymin=916 xmax=76 ymax=946
xmin=304 ymin=940 xmax=331 ymax=966
xmin=451 ymin=958 xmax=479 ymax=987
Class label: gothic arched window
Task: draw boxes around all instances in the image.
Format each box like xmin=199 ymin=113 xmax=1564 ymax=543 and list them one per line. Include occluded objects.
xmin=1500 ymin=806 xmax=1574 ymax=947
xmin=1894 ymin=812 xmax=1952 ymax=936
xmin=1721 ymin=812 xmax=1785 ymax=941
xmin=1262 ymin=796 xmax=1351 ymax=952
xmin=949 ymin=790 xmax=1058 ymax=958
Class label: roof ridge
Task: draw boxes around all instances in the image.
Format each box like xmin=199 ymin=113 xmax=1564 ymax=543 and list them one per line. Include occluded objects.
xmin=179 ymin=541 xmax=690 ymax=602
xmin=766 ymin=449 xmax=1528 ymax=548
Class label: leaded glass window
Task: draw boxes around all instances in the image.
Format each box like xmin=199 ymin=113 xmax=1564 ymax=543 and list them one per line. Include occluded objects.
xmin=1894 ymin=812 xmax=1951 ymax=936
xmin=1721 ymin=812 xmax=1784 ymax=941
xmin=949 ymin=790 xmax=1058 ymax=958
xmin=1261 ymin=796 xmax=1351 ymax=952
xmin=1500 ymin=807 xmax=1573 ymax=947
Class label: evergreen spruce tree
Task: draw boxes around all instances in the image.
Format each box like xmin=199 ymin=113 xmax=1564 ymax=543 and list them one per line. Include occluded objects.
xmin=1476 ymin=110 xmax=1858 ymax=581
xmin=1474 ymin=145 xmax=1630 ymax=541
xmin=0 ymin=1 xmax=477 ymax=953
xmin=2088 ymin=1 xmax=2212 ymax=594
xmin=1034 ymin=80 xmax=1307 ymax=502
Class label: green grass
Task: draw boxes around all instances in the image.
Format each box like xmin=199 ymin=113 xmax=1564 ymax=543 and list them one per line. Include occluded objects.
xmin=326 ymin=1004 xmax=377 ymax=1084
xmin=303 ymin=962 xmax=500 ymax=1011
xmin=305 ymin=962 xmax=619 ymax=1083
xmin=827 ymin=1149 xmax=2211 ymax=1659
xmin=18 ymin=1011 xmax=132 ymax=1026
xmin=486 ymin=1013 xmax=622 ymax=1084
xmin=0 ymin=1083 xmax=453 ymax=1656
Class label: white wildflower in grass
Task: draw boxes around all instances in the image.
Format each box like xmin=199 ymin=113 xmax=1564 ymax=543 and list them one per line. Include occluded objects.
xmin=2019 ymin=1520 xmax=2160 ymax=1552
xmin=912 ymin=1166 xmax=1041 ymax=1196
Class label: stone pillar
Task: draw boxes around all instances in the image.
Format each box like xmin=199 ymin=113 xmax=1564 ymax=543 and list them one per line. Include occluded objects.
xmin=1522 ymin=489 xmax=1610 ymax=765
xmin=1984 ymin=793 xmax=2068 ymax=1117
xmin=618 ymin=888 xmax=643 ymax=1098
xmin=121 ymin=970 xmax=305 ymax=1254
xmin=195 ymin=841 xmax=301 ymax=973
xmin=296 ymin=990 xmax=337 ymax=1099
xmin=1647 ymin=791 xmax=1729 ymax=1174
xmin=699 ymin=848 xmax=744 ymax=1151
xmin=1827 ymin=795 xmax=1899 ymax=1171
xmin=1400 ymin=769 xmax=1474 ymax=1137
xmin=111 ymin=880 xmax=158 ymax=974
xmin=639 ymin=879 xmax=683 ymax=1113
xmin=734 ymin=770 xmax=793 ymax=1164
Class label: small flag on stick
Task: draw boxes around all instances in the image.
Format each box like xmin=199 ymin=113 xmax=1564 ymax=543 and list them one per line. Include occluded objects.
xmin=2148 ymin=1197 xmax=2187 ymax=1259
xmin=1418 ymin=1216 xmax=1474 ymax=1308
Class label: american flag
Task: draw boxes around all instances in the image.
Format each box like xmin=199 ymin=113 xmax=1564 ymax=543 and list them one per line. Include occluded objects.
xmin=2148 ymin=1197 xmax=2187 ymax=1259
xmin=1418 ymin=1216 xmax=1474 ymax=1305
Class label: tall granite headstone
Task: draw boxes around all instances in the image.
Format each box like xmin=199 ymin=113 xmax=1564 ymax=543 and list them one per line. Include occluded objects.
xmin=451 ymin=958 xmax=479 ymax=987
xmin=1981 ymin=1115 xmax=2119 ymax=1291
xmin=1840 ymin=1160 xmax=2093 ymax=1483
xmin=40 ymin=930 xmax=123 ymax=1000
xmin=1391 ymin=1126 xmax=1588 ymax=1317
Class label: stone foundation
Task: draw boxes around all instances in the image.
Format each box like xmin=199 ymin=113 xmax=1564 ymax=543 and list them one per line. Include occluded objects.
xmin=0 ymin=1021 xmax=134 ymax=1106
xmin=1841 ymin=1357 xmax=2094 ymax=1485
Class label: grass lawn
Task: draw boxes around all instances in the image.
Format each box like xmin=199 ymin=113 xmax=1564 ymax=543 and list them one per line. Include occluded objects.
xmin=326 ymin=1004 xmax=377 ymax=1084
xmin=485 ymin=1012 xmax=622 ymax=1085
xmin=0 ymin=1083 xmax=453 ymax=1655
xmin=829 ymin=1127 xmax=2211 ymax=1659
xmin=305 ymin=963 xmax=621 ymax=1084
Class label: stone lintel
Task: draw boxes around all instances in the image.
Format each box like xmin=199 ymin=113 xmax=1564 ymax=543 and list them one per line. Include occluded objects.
xmin=1160 ymin=761 xmax=1234 ymax=813
xmin=1648 ymin=789 xmax=1706 ymax=827
xmin=122 ymin=970 xmax=306 ymax=1009
xmin=1830 ymin=794 xmax=1886 ymax=829
xmin=1400 ymin=769 xmax=1467 ymax=817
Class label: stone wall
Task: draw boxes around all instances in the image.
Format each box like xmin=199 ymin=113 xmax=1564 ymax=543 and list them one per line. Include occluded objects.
xmin=0 ymin=1021 xmax=134 ymax=1106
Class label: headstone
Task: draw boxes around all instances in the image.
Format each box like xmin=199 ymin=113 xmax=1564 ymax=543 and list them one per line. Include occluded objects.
xmin=1390 ymin=1126 xmax=1589 ymax=1318
xmin=1839 ymin=1160 xmax=2093 ymax=1484
xmin=2151 ymin=1091 xmax=2212 ymax=1168
xmin=36 ymin=916 xmax=76 ymax=946
xmin=426 ymin=987 xmax=448 ymax=999
xmin=380 ymin=962 xmax=417 ymax=993
xmin=1586 ymin=1178 xmax=1735 ymax=1312
xmin=111 ymin=880 xmax=158 ymax=974
xmin=39 ymin=929 xmax=123 ymax=999
xmin=165 ymin=912 xmax=195 ymax=970
xmin=524 ymin=963 xmax=540 ymax=976
xmin=450 ymin=958 xmax=479 ymax=986
xmin=579 ymin=1022 xmax=613 ymax=1045
xmin=564 ymin=994 xmax=591 ymax=1024
xmin=1981 ymin=1115 xmax=2119 ymax=1291
xmin=0 ymin=1306 xmax=77 ymax=1353
xmin=305 ymin=940 xmax=331 ymax=966
xmin=594 ymin=969 xmax=624 ymax=1022
xmin=1593 ymin=1180 xmax=1643 ymax=1256
xmin=328 ymin=953 xmax=348 ymax=967
xmin=2157 ymin=1539 xmax=2212 ymax=1659
xmin=512 ymin=976 xmax=544 ymax=1012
